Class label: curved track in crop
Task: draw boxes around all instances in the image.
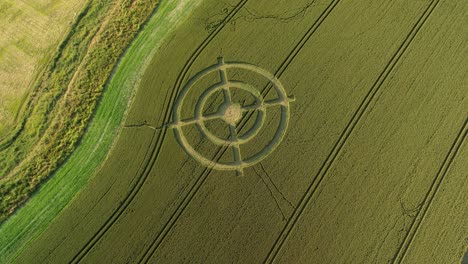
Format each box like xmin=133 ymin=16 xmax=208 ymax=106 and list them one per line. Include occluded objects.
xmin=69 ymin=1 xmax=250 ymax=262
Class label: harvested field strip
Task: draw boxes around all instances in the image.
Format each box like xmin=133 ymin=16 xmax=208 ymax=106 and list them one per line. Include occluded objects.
xmin=0 ymin=0 xmax=87 ymax=138
xmin=68 ymin=1 xmax=249 ymax=263
xmin=392 ymin=119 xmax=467 ymax=263
xmin=265 ymin=0 xmax=441 ymax=261
xmin=0 ymin=0 xmax=96 ymax=150
xmin=139 ymin=0 xmax=342 ymax=261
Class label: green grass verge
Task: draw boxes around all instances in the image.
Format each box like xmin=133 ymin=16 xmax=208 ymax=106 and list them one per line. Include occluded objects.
xmin=0 ymin=1 xmax=200 ymax=262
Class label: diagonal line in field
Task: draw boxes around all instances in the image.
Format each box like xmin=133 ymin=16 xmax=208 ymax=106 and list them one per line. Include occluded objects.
xmin=138 ymin=0 xmax=344 ymax=262
xmin=391 ymin=118 xmax=468 ymax=264
xmin=67 ymin=1 xmax=250 ymax=263
xmin=263 ymin=0 xmax=441 ymax=262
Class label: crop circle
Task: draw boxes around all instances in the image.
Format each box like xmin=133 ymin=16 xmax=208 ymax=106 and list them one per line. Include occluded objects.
xmin=169 ymin=57 xmax=295 ymax=175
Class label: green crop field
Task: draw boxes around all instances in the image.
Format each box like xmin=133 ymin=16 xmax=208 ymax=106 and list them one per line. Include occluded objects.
xmin=2 ymin=0 xmax=467 ymax=263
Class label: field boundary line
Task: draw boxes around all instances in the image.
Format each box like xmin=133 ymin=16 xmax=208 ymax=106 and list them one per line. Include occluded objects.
xmin=138 ymin=0 xmax=344 ymax=262
xmin=263 ymin=0 xmax=441 ymax=262
xmin=68 ymin=1 xmax=250 ymax=263
xmin=391 ymin=118 xmax=468 ymax=264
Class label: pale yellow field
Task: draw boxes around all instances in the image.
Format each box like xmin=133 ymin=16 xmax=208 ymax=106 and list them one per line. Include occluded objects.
xmin=0 ymin=0 xmax=86 ymax=136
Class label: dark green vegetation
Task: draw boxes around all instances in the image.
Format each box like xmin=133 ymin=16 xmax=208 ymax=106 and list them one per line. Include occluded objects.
xmin=0 ymin=0 xmax=159 ymax=222
xmin=8 ymin=0 xmax=468 ymax=263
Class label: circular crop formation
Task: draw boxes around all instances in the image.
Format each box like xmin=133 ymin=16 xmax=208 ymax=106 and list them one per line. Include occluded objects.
xmin=168 ymin=57 xmax=295 ymax=175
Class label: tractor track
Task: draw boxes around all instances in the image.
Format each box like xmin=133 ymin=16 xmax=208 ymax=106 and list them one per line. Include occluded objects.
xmin=264 ymin=0 xmax=441 ymax=262
xmin=138 ymin=0 xmax=343 ymax=262
xmin=391 ymin=118 xmax=467 ymax=264
xmin=67 ymin=0 xmax=250 ymax=263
